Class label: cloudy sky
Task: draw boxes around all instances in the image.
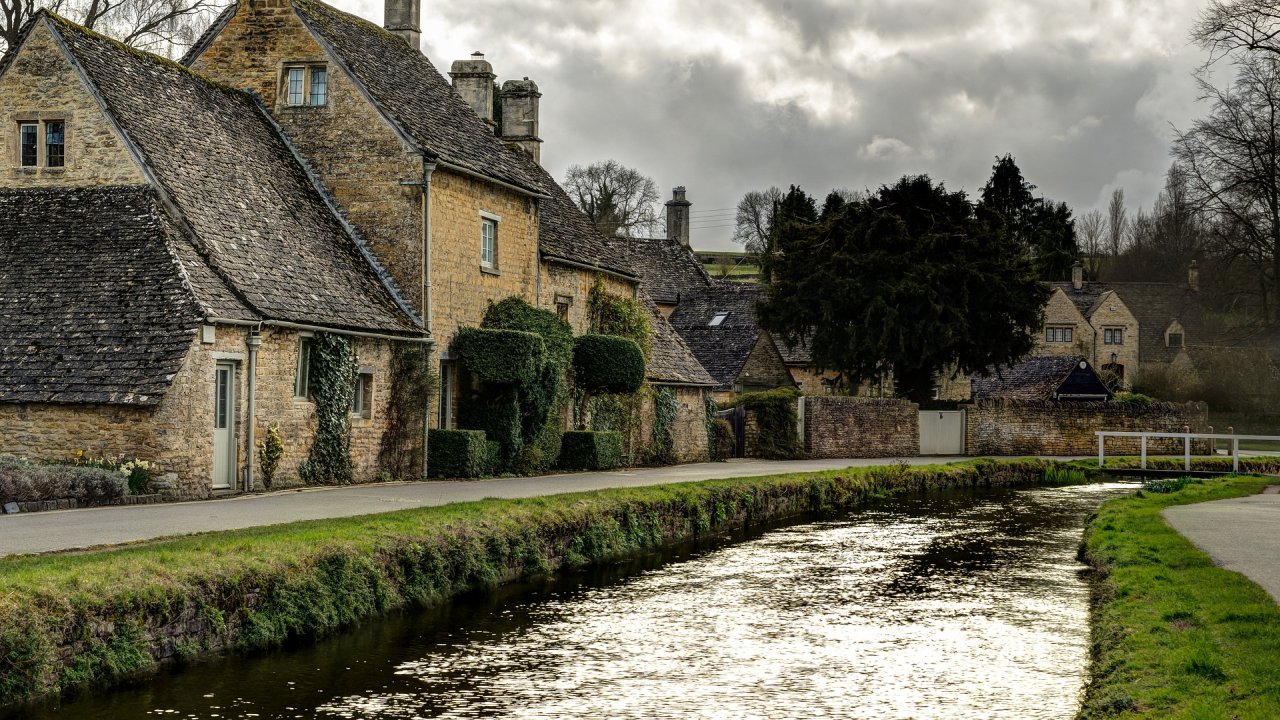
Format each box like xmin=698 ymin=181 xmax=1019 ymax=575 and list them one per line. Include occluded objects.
xmin=347 ymin=0 xmax=1213 ymax=251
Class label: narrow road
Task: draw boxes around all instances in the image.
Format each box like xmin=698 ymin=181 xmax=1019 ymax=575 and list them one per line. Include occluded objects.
xmin=1163 ymin=489 xmax=1280 ymax=602
xmin=0 ymin=457 xmax=967 ymax=557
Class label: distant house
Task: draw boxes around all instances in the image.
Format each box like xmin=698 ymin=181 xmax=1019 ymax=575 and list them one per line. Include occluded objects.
xmin=971 ymin=356 xmax=1113 ymax=402
xmin=1040 ymin=263 xmax=1204 ymax=385
xmin=668 ymin=283 xmax=794 ymax=400
xmin=617 ymin=188 xmax=716 ymax=317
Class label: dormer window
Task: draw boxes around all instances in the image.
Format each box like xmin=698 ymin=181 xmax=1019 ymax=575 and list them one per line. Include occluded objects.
xmin=283 ymin=65 xmax=328 ymax=107
xmin=1167 ymin=332 xmax=1184 ymax=348
xmin=709 ymin=312 xmax=729 ymax=327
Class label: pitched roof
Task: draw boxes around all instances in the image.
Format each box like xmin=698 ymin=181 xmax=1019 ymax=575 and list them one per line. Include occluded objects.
xmin=284 ymin=0 xmax=549 ymax=196
xmin=531 ymin=163 xmax=636 ymax=278
xmin=667 ymin=283 xmax=767 ymax=389
xmin=971 ymin=355 xmax=1108 ymax=401
xmin=619 ymin=236 xmax=714 ymax=304
xmin=1051 ymin=281 xmax=1203 ymax=363
xmin=643 ymin=295 xmax=716 ymax=386
xmin=49 ymin=14 xmax=419 ymax=335
xmin=0 ymin=187 xmax=202 ymax=405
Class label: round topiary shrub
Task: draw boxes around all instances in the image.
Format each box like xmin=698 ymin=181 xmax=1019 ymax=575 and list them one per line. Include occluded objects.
xmin=573 ymin=334 xmax=645 ymax=394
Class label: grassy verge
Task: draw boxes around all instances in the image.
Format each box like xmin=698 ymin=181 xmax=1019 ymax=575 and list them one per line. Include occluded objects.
xmin=1093 ymin=456 xmax=1280 ymax=474
xmin=0 ymin=458 xmax=1083 ymax=707
xmin=1079 ymin=474 xmax=1280 ymax=718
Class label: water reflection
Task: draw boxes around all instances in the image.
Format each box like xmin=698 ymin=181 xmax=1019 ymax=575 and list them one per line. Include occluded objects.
xmin=15 ymin=483 xmax=1132 ymax=720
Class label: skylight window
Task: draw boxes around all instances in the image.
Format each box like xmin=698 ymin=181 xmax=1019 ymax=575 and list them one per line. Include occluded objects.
xmin=709 ymin=312 xmax=729 ymax=327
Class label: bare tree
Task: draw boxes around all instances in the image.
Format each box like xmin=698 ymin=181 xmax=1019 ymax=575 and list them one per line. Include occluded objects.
xmin=563 ymin=160 xmax=660 ymax=238
xmin=1173 ymin=54 xmax=1280 ymax=320
xmin=1 ymin=0 xmax=220 ymax=58
xmin=732 ymin=186 xmax=783 ymax=255
xmin=1078 ymin=209 xmax=1106 ymax=279
xmin=1193 ymin=0 xmax=1280 ymax=64
xmin=1106 ymin=188 xmax=1129 ymax=259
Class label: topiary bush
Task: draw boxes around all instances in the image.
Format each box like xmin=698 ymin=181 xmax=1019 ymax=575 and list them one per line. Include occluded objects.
xmin=720 ymin=387 xmax=803 ymax=459
xmin=454 ymin=327 xmax=546 ymax=385
xmin=559 ymin=431 xmax=623 ymax=470
xmin=573 ymin=334 xmax=645 ymax=394
xmin=427 ymin=429 xmax=490 ymax=478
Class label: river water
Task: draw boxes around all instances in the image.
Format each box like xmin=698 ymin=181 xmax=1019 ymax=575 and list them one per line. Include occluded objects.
xmin=17 ymin=482 xmax=1134 ymax=720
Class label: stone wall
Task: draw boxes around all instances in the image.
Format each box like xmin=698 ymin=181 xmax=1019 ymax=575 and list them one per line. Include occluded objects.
xmin=0 ymin=21 xmax=146 ymax=188
xmin=536 ymin=261 xmax=634 ymax=335
xmin=964 ymin=399 xmax=1209 ymax=456
xmin=803 ymin=396 xmax=920 ymax=459
xmin=790 ymin=365 xmax=838 ymax=396
xmin=640 ymin=385 xmax=711 ymax=464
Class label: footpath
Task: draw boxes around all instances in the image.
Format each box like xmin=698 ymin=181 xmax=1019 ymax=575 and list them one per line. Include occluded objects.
xmin=0 ymin=456 xmax=965 ymax=556
xmin=1163 ymin=487 xmax=1280 ymax=602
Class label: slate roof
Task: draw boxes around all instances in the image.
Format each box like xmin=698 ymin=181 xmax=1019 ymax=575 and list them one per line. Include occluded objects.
xmin=50 ymin=15 xmax=419 ymax=335
xmin=287 ymin=0 xmax=549 ymax=196
xmin=643 ymin=295 xmax=716 ymax=387
xmin=531 ymin=163 xmax=636 ymax=278
xmin=971 ymin=355 xmax=1097 ymax=401
xmin=1051 ymin=281 xmax=1203 ymax=364
xmin=667 ymin=283 xmax=768 ymax=390
xmin=618 ymin=237 xmax=714 ymax=305
xmin=0 ymin=187 xmax=202 ymax=405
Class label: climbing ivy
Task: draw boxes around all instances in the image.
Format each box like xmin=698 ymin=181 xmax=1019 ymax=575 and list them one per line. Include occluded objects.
xmin=581 ymin=276 xmax=653 ymax=458
xmin=299 ymin=333 xmax=359 ymax=485
xmin=650 ymin=387 xmax=678 ymax=465
xmin=378 ymin=346 xmax=438 ymax=480
xmin=704 ymin=394 xmax=717 ymax=457
xmin=587 ymin=275 xmax=651 ymax=357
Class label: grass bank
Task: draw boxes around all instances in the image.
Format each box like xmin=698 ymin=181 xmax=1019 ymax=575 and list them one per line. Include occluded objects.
xmin=0 ymin=458 xmax=1084 ymax=707
xmin=1079 ymin=474 xmax=1280 ymax=718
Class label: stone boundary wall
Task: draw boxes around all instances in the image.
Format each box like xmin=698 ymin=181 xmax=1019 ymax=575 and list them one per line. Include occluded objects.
xmin=804 ymin=396 xmax=921 ymax=458
xmin=964 ymin=399 xmax=1210 ymax=456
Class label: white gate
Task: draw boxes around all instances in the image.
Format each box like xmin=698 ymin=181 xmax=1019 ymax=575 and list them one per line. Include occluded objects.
xmin=919 ymin=410 xmax=965 ymax=455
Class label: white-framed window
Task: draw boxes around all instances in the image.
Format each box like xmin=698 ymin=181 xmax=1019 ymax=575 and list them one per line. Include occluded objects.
xmin=480 ymin=215 xmax=498 ymax=268
xmin=438 ymin=360 xmax=455 ymax=429
xmin=294 ymin=338 xmax=314 ymax=399
xmin=1045 ymin=326 xmax=1073 ymax=343
xmin=1104 ymin=328 xmax=1124 ymax=345
xmin=709 ymin=312 xmax=729 ymax=327
xmin=44 ymin=121 xmax=64 ymax=168
xmin=351 ymin=371 xmax=373 ymax=419
xmin=283 ymin=65 xmax=328 ymax=107
xmin=18 ymin=122 xmax=37 ymax=167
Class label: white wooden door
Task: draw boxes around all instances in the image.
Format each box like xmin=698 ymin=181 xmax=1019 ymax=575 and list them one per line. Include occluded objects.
xmin=919 ymin=410 xmax=965 ymax=455
xmin=213 ymin=361 xmax=237 ymax=490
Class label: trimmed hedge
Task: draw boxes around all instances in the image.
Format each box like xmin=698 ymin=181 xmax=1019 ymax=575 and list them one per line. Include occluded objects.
xmin=720 ymin=387 xmax=803 ymax=459
xmin=573 ymin=334 xmax=645 ymax=394
xmin=427 ymin=430 xmax=490 ymax=478
xmin=559 ymin=431 xmax=623 ymax=470
xmin=454 ymin=328 xmax=546 ymax=385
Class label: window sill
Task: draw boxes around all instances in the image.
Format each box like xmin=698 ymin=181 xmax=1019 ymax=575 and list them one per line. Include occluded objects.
xmin=480 ymin=265 xmax=501 ymax=276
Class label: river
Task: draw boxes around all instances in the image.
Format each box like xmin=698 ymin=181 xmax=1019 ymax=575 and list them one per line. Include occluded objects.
xmin=16 ymin=482 xmax=1134 ymax=719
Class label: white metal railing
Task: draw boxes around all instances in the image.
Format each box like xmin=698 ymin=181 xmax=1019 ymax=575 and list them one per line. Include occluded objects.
xmin=1096 ymin=431 xmax=1280 ymax=472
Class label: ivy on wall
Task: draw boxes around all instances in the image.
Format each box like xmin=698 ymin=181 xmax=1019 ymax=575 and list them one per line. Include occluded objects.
xmin=582 ymin=276 xmax=654 ymax=462
xmin=378 ymin=346 xmax=438 ymax=480
xmin=650 ymin=386 xmax=678 ymax=465
xmin=300 ymin=333 xmax=359 ymax=485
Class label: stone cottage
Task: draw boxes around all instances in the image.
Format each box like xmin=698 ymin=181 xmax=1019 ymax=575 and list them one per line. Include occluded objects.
xmin=0 ymin=0 xmax=717 ymax=493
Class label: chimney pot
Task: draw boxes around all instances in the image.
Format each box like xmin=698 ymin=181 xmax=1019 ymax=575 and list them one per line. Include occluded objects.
xmin=1188 ymin=260 xmax=1200 ymax=291
xmin=499 ymin=78 xmax=542 ymax=164
xmin=666 ymin=186 xmax=692 ymax=246
xmin=1071 ymin=261 xmax=1083 ymax=290
xmin=450 ymin=52 xmax=497 ymax=125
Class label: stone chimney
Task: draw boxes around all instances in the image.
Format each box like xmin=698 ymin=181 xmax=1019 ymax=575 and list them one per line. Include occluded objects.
xmin=1071 ymin=261 xmax=1083 ymax=290
xmin=449 ymin=52 xmax=496 ymax=125
xmin=499 ymin=78 xmax=542 ymax=164
xmin=1188 ymin=260 xmax=1200 ymax=291
xmin=384 ymin=0 xmax=421 ymax=49
xmin=666 ymin=186 xmax=692 ymax=246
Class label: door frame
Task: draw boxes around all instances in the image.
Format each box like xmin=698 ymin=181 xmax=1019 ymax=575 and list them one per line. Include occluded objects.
xmin=213 ymin=360 xmax=238 ymax=490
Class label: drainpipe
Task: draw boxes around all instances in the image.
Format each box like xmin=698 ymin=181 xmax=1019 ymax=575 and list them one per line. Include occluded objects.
xmin=245 ymin=329 xmax=262 ymax=492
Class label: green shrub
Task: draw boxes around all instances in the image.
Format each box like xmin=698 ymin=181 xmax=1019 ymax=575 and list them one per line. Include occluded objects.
xmin=427 ymin=430 xmax=490 ymax=478
xmin=574 ymin=334 xmax=645 ymax=394
xmin=559 ymin=431 xmax=623 ymax=470
xmin=454 ymin=328 xmax=545 ymax=385
xmin=1113 ymin=391 xmax=1157 ymax=406
xmin=483 ymin=298 xmax=574 ymax=368
xmin=711 ymin=419 xmax=736 ymax=461
xmin=514 ymin=412 xmax=563 ymax=475
xmin=457 ymin=384 xmax=524 ymax=469
xmin=0 ymin=458 xmax=128 ymax=505
xmin=258 ymin=424 xmax=285 ymax=489
xmin=588 ymin=276 xmax=652 ymax=357
xmin=721 ymin=387 xmax=803 ymax=459
xmin=649 ymin=387 xmax=678 ymax=465
xmin=302 ymin=333 xmax=359 ymax=486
